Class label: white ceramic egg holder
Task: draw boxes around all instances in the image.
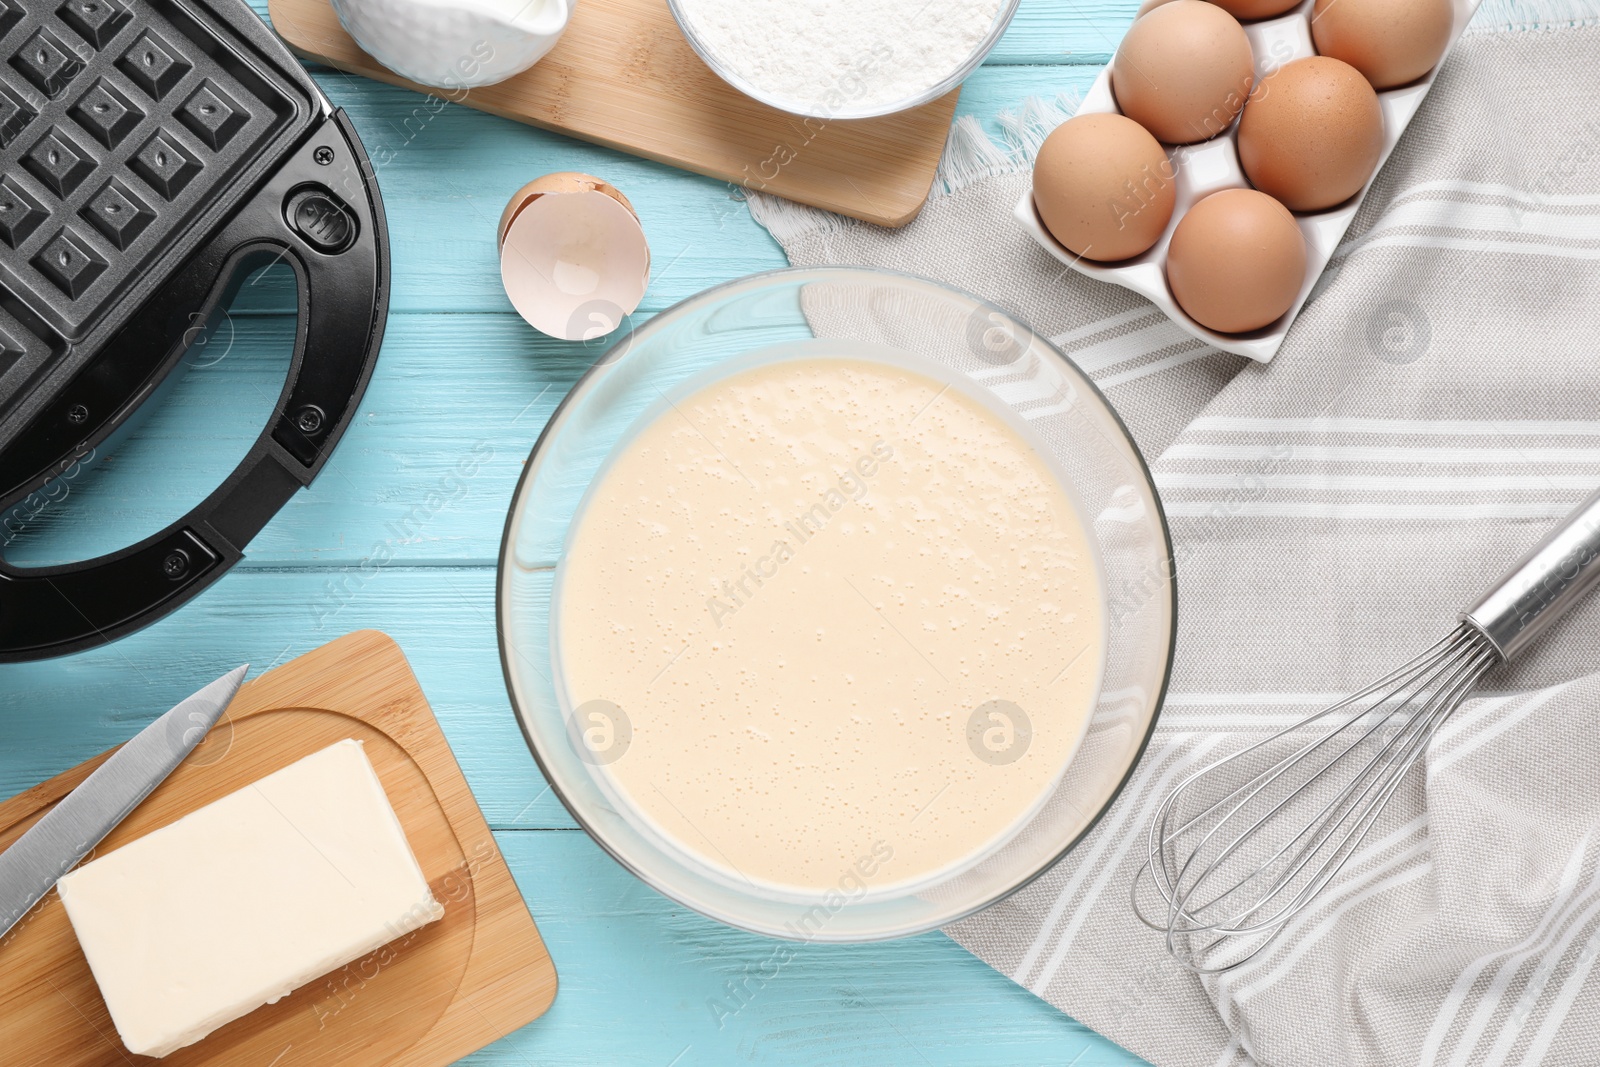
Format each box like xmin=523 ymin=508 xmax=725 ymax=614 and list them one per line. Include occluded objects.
xmin=1016 ymin=0 xmax=1482 ymax=362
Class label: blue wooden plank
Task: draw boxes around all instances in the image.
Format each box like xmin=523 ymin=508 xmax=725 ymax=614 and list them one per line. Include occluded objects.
xmin=475 ymin=829 xmax=1150 ymax=1066
xmin=0 ymin=2 xmax=1158 ymax=1065
xmin=997 ymin=0 xmax=1139 ymax=64
xmin=220 ymin=62 xmax=1097 ymax=316
xmin=0 ymin=570 xmax=573 ymax=829
xmin=2 ymin=312 xmax=578 ymax=567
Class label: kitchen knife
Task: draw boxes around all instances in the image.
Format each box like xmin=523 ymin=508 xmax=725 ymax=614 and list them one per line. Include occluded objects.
xmin=0 ymin=665 xmax=249 ymax=942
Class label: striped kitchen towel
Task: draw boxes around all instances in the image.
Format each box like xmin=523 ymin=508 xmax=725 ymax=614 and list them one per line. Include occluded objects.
xmin=749 ymin=6 xmax=1600 ymax=1066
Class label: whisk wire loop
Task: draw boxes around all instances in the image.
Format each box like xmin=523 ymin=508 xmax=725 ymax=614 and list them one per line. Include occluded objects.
xmin=1136 ymin=486 xmax=1600 ymax=972
xmin=1133 ymin=623 xmax=1501 ymax=972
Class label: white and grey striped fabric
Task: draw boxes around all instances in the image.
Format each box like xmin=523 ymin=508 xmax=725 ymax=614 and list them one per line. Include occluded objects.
xmin=748 ymin=8 xmax=1600 ymax=1066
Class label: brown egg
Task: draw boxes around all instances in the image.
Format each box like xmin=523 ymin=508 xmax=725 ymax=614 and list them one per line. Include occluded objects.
xmin=1311 ymin=0 xmax=1455 ymax=89
xmin=1208 ymin=0 xmax=1302 ymax=19
xmin=1112 ymin=0 xmax=1255 ymax=145
xmin=1238 ymin=56 xmax=1385 ymax=211
xmin=1033 ymin=114 xmax=1177 ymax=262
xmin=1166 ymin=188 xmax=1307 ymax=333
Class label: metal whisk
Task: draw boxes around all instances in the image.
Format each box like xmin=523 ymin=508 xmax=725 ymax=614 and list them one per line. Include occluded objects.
xmin=1135 ymin=487 xmax=1600 ymax=973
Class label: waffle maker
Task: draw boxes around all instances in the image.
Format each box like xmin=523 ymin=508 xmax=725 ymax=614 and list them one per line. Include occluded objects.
xmin=0 ymin=0 xmax=387 ymax=661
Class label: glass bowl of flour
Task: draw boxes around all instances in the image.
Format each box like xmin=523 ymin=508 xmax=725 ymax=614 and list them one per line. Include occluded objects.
xmin=666 ymin=0 xmax=1021 ymax=119
xmin=498 ymin=268 xmax=1176 ymax=940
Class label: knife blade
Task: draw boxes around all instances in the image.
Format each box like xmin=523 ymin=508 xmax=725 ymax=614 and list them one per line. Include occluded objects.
xmin=0 ymin=664 xmax=248 ymax=942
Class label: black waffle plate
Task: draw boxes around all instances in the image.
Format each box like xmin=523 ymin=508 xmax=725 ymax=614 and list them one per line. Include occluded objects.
xmin=0 ymin=0 xmax=387 ymax=662
xmin=0 ymin=0 xmax=316 ymax=430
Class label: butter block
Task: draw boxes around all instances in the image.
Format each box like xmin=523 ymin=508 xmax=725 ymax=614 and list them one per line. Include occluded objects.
xmin=56 ymin=739 xmax=445 ymax=1058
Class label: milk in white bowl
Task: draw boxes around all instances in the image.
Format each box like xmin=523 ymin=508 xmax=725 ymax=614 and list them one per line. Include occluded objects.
xmin=331 ymin=0 xmax=571 ymax=90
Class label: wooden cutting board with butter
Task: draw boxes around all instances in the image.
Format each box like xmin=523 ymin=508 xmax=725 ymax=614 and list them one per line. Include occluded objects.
xmin=265 ymin=0 xmax=959 ymax=227
xmin=0 ymin=630 xmax=556 ymax=1066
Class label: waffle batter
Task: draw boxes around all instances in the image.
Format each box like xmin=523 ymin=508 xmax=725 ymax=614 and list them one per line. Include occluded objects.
xmin=555 ymin=356 xmax=1104 ymax=895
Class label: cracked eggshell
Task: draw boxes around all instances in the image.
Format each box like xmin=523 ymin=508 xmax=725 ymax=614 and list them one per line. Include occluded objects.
xmin=498 ymin=173 xmax=651 ymax=341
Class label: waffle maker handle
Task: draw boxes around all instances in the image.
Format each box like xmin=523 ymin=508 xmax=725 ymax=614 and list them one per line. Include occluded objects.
xmin=0 ymin=110 xmax=387 ymax=661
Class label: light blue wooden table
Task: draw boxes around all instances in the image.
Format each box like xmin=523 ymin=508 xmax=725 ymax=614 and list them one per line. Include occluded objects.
xmin=0 ymin=2 xmax=1154 ymax=1062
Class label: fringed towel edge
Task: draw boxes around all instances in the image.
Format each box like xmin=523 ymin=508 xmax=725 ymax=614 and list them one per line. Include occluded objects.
xmin=1468 ymin=0 xmax=1600 ymax=32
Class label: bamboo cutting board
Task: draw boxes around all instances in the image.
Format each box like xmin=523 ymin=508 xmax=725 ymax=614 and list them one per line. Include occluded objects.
xmin=265 ymin=0 xmax=958 ymax=226
xmin=0 ymin=630 xmax=556 ymax=1067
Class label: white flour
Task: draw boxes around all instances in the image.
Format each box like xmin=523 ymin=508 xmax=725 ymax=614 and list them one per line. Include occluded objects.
xmin=675 ymin=0 xmax=1004 ymax=113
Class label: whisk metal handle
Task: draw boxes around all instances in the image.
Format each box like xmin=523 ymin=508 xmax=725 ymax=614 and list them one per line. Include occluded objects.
xmin=1463 ymin=486 xmax=1600 ymax=660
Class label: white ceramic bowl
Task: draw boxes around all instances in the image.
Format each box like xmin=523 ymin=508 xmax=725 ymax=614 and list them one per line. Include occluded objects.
xmin=331 ymin=0 xmax=572 ymax=90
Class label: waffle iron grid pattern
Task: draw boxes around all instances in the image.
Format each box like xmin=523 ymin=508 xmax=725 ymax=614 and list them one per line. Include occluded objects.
xmin=0 ymin=0 xmax=295 ymax=398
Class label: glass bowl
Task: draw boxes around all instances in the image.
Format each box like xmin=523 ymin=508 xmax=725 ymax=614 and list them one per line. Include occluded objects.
xmin=498 ymin=268 xmax=1175 ymax=941
xmin=664 ymin=0 xmax=1021 ymax=120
